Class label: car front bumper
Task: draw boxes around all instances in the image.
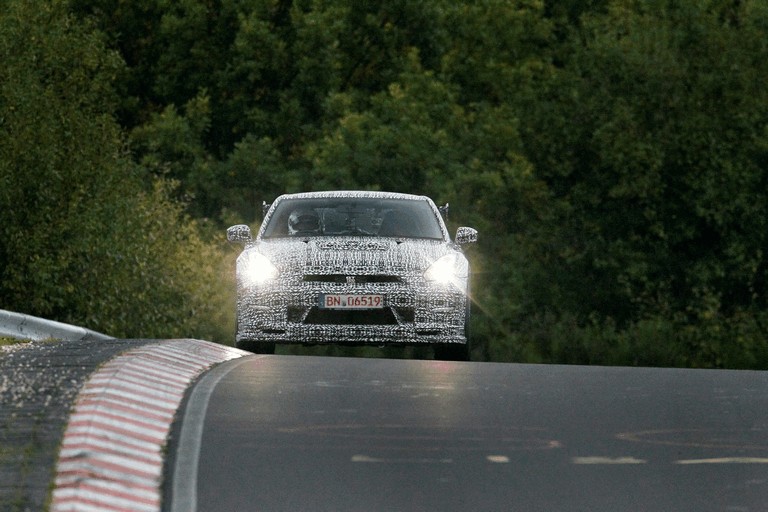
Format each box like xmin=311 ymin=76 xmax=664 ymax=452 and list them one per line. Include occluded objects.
xmin=235 ymin=276 xmax=468 ymax=346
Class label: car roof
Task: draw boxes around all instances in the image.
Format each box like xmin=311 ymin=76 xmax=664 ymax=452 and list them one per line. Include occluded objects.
xmin=273 ymin=190 xmax=433 ymax=202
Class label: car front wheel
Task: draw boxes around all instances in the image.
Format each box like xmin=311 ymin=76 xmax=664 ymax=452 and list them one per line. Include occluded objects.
xmin=433 ymin=342 xmax=470 ymax=361
xmin=237 ymin=339 xmax=276 ymax=354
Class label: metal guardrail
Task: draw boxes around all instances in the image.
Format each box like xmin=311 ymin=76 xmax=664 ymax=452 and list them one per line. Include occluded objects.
xmin=0 ymin=309 xmax=113 ymax=341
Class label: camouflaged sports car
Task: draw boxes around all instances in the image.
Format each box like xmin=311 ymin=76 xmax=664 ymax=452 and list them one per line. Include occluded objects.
xmin=226 ymin=191 xmax=477 ymax=360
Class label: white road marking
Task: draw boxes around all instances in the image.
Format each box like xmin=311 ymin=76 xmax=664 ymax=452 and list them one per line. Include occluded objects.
xmin=572 ymin=456 xmax=647 ymax=465
xmin=675 ymin=457 xmax=768 ymax=465
xmin=351 ymin=454 xmax=385 ymax=463
xmin=170 ymin=357 xmax=256 ymax=512
xmin=486 ymin=455 xmax=510 ymax=463
xmin=351 ymin=454 xmax=453 ymax=464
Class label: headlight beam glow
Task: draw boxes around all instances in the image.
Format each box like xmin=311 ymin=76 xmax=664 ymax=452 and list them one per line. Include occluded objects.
xmin=238 ymin=251 xmax=278 ymax=287
xmin=424 ymin=254 xmax=467 ymax=292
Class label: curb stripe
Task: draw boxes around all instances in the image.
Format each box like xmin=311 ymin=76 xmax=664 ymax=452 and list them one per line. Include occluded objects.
xmin=74 ymin=401 xmax=174 ymax=424
xmin=115 ymin=360 xmax=193 ymax=383
xmin=98 ymin=369 xmax=189 ymax=391
xmin=65 ymin=418 xmax=168 ymax=444
xmin=83 ymin=380 xmax=183 ymax=403
xmin=148 ymin=347 xmax=215 ymax=365
xmin=70 ymin=409 xmax=171 ymax=432
xmin=76 ymin=386 xmax=179 ymax=410
xmin=50 ymin=339 xmax=250 ymax=512
xmin=55 ymin=478 xmax=158 ymax=496
xmin=59 ymin=436 xmax=162 ymax=457
xmin=52 ymin=495 xmax=156 ymax=512
xmin=75 ymin=390 xmax=178 ymax=415
xmin=56 ymin=457 xmax=160 ymax=481
xmin=77 ymin=391 xmax=179 ymax=412
xmin=128 ymin=352 xmax=201 ymax=371
xmin=70 ymin=402 xmax=173 ymax=426
xmin=89 ymin=373 xmax=188 ymax=394
xmin=54 ymin=485 xmax=158 ymax=505
xmin=63 ymin=426 xmax=165 ymax=452
xmin=51 ymin=500 xmax=152 ymax=512
xmin=55 ymin=484 xmax=159 ymax=504
xmin=58 ymin=443 xmax=163 ymax=465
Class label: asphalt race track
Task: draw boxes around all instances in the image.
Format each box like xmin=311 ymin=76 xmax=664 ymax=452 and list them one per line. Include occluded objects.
xmin=167 ymin=355 xmax=768 ymax=512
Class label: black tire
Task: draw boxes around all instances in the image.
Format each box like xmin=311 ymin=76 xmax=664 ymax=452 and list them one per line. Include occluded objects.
xmin=235 ymin=318 xmax=276 ymax=354
xmin=434 ymin=342 xmax=470 ymax=361
xmin=236 ymin=339 xmax=276 ymax=354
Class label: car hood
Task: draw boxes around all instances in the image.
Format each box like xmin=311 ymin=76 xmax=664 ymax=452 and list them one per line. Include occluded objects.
xmin=253 ymin=237 xmax=458 ymax=275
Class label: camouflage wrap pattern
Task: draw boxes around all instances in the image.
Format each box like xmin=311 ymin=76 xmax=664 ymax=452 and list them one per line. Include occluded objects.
xmin=232 ymin=191 xmax=472 ymax=346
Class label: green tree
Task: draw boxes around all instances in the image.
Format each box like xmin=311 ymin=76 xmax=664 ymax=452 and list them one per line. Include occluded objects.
xmin=0 ymin=0 xmax=232 ymax=341
xmin=68 ymin=0 xmax=454 ymax=220
xmin=48 ymin=0 xmax=768 ymax=367
xmin=512 ymin=0 xmax=768 ymax=366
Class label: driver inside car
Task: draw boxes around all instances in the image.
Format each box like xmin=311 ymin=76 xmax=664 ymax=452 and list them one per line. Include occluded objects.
xmin=288 ymin=208 xmax=320 ymax=236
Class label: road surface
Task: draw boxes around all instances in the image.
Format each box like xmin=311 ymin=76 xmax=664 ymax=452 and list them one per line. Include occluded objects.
xmin=168 ymin=355 xmax=768 ymax=511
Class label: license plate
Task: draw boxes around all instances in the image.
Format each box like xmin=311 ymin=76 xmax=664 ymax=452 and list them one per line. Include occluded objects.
xmin=320 ymin=294 xmax=385 ymax=309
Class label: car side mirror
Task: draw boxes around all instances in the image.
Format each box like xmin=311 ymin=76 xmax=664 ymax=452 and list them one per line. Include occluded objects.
xmin=455 ymin=227 xmax=478 ymax=245
xmin=227 ymin=224 xmax=252 ymax=244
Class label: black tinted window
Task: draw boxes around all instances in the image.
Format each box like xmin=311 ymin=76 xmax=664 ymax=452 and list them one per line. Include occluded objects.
xmin=262 ymin=198 xmax=444 ymax=240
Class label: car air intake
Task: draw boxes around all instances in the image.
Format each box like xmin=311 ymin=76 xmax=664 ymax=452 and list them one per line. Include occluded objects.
xmin=303 ymin=274 xmax=402 ymax=284
xmin=302 ymin=307 xmax=399 ymax=325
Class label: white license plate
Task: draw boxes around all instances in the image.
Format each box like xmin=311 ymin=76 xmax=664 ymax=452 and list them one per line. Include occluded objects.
xmin=320 ymin=294 xmax=385 ymax=309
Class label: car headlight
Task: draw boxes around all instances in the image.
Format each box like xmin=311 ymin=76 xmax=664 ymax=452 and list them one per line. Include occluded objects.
xmin=238 ymin=251 xmax=278 ymax=287
xmin=424 ymin=253 xmax=467 ymax=292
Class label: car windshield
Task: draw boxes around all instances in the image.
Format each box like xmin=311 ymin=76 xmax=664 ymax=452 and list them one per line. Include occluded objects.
xmin=261 ymin=197 xmax=444 ymax=240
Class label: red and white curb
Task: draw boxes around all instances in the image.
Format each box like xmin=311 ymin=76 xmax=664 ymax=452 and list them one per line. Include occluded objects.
xmin=50 ymin=339 xmax=250 ymax=512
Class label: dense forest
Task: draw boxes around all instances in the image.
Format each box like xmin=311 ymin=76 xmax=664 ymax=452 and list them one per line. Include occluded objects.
xmin=2 ymin=0 xmax=767 ymax=367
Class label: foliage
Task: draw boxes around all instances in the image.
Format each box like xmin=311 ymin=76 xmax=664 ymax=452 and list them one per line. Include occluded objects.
xmin=0 ymin=338 xmax=29 ymax=349
xmin=2 ymin=0 xmax=768 ymax=367
xmin=511 ymin=0 xmax=768 ymax=366
xmin=0 ymin=0 xmax=232 ymax=341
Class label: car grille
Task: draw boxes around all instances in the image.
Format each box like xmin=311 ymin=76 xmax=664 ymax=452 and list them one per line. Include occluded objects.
xmin=305 ymin=308 xmax=398 ymax=325
xmin=288 ymin=306 xmax=415 ymax=325
xmin=302 ymin=274 xmax=403 ymax=284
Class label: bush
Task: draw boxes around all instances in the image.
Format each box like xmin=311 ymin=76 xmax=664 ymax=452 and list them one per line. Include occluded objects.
xmin=0 ymin=0 xmax=233 ymax=342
